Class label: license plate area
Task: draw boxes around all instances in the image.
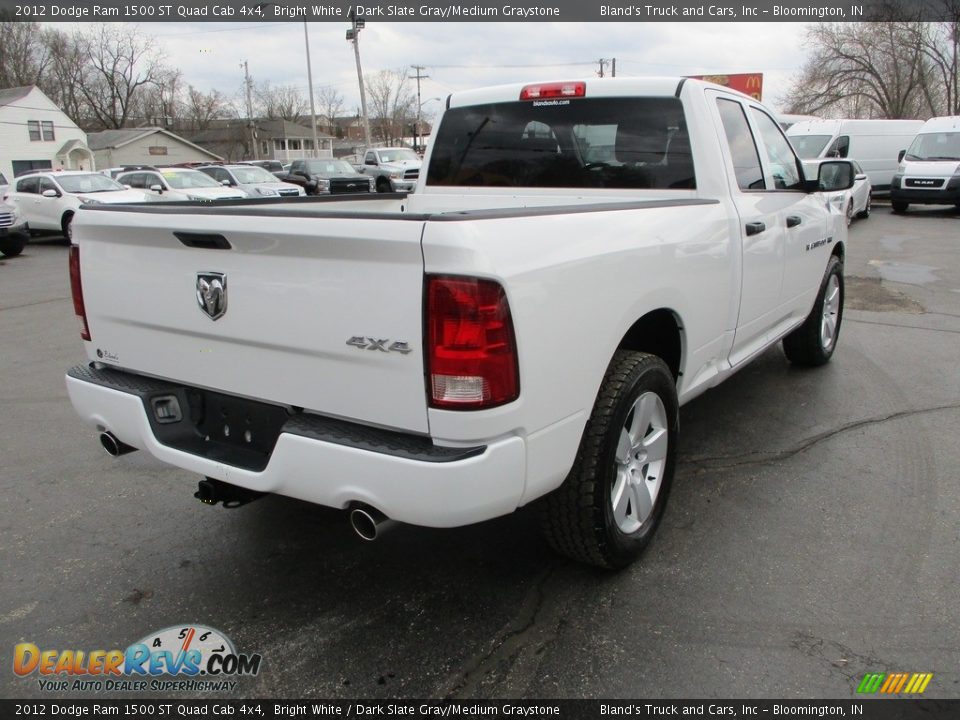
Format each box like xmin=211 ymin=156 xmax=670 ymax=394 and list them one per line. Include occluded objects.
xmin=144 ymin=387 xmax=291 ymax=472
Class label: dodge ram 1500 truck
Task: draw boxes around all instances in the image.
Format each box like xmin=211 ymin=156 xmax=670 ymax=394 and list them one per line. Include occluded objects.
xmin=66 ymin=78 xmax=853 ymax=568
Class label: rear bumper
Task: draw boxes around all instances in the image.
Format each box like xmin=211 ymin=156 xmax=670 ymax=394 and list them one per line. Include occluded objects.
xmin=66 ymin=364 xmax=527 ymax=527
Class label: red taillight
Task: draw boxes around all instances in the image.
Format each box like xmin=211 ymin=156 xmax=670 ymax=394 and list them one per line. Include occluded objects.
xmin=519 ymin=81 xmax=586 ymax=101
xmin=69 ymin=244 xmax=91 ymax=341
xmin=426 ymin=275 xmax=519 ymax=410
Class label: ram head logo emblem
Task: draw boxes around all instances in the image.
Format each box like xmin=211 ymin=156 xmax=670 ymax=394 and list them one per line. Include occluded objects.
xmin=196 ymin=272 xmax=227 ymax=321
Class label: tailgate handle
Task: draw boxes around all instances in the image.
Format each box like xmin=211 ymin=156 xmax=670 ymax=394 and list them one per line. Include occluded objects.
xmin=745 ymin=221 xmax=766 ymax=236
xmin=174 ymin=232 xmax=232 ymax=250
xmin=786 ymin=215 xmax=802 ymax=228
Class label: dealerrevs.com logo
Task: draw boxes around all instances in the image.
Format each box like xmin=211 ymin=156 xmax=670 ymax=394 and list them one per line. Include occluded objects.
xmin=13 ymin=624 xmax=262 ymax=693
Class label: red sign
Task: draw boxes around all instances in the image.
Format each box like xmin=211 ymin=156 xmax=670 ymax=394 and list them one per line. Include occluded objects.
xmin=690 ymin=73 xmax=763 ymax=101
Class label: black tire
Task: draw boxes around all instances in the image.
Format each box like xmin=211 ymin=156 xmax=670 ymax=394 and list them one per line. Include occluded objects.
xmin=783 ymin=255 xmax=844 ymax=367
xmin=845 ymin=199 xmax=854 ymax=226
xmin=0 ymin=238 xmax=27 ymax=257
xmin=62 ymin=213 xmax=74 ymax=241
xmin=540 ymin=350 xmax=678 ymax=569
xmin=892 ymin=201 xmax=908 ymax=214
xmin=856 ymin=194 xmax=871 ymax=219
xmin=376 ymin=177 xmax=391 ymax=193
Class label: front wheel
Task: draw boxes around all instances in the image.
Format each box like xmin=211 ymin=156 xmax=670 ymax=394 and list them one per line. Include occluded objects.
xmin=540 ymin=351 xmax=678 ymax=569
xmin=783 ymin=255 xmax=844 ymax=366
xmin=62 ymin=213 xmax=74 ymax=241
xmin=376 ymin=177 xmax=391 ymax=193
xmin=845 ymin=199 xmax=854 ymax=226
xmin=892 ymin=201 xmax=908 ymax=214
xmin=0 ymin=237 xmax=27 ymax=257
xmin=857 ymin=194 xmax=871 ymax=219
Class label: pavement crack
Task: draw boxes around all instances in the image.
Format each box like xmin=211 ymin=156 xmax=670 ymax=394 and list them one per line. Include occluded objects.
xmin=0 ymin=296 xmax=71 ymax=312
xmin=441 ymin=565 xmax=560 ymax=699
xmin=846 ymin=317 xmax=960 ymax=336
xmin=683 ymin=403 xmax=960 ymax=472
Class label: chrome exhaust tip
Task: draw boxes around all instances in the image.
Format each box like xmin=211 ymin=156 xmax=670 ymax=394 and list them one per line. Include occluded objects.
xmin=349 ymin=505 xmax=397 ymax=542
xmin=99 ymin=431 xmax=136 ymax=457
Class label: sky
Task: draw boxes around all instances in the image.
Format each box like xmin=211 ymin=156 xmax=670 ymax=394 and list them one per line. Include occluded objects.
xmin=47 ymin=21 xmax=815 ymax=117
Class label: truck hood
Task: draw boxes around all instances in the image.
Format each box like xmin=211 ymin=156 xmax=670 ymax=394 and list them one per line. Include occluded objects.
xmin=185 ymin=187 xmax=248 ymax=200
xmin=77 ymin=189 xmax=151 ymax=204
xmin=381 ymin=160 xmax=422 ymax=172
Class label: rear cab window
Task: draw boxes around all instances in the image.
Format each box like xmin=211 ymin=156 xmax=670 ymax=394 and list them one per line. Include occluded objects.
xmin=427 ymin=96 xmax=696 ymax=190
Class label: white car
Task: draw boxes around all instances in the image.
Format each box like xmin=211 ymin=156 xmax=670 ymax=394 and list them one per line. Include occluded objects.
xmin=7 ymin=171 xmax=151 ymax=239
xmin=195 ymin=164 xmax=305 ymax=198
xmin=115 ymin=168 xmax=248 ymax=202
xmin=804 ymin=159 xmax=871 ymax=225
xmin=0 ymin=170 xmax=9 ymax=197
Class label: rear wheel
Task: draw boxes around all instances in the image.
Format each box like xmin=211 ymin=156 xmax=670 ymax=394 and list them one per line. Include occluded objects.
xmin=892 ymin=201 xmax=908 ymax=214
xmin=783 ymin=255 xmax=844 ymax=366
xmin=540 ymin=351 xmax=678 ymax=569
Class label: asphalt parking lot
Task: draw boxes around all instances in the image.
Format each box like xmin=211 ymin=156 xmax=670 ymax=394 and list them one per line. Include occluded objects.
xmin=2 ymin=204 xmax=959 ymax=700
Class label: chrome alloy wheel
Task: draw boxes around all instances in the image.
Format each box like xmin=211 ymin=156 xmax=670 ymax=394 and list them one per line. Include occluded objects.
xmin=820 ymin=274 xmax=841 ymax=351
xmin=611 ymin=392 xmax=669 ymax=534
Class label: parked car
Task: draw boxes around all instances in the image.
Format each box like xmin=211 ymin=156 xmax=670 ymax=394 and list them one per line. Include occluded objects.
xmin=354 ymin=147 xmax=421 ymax=192
xmin=284 ymin=159 xmax=376 ymax=195
xmin=890 ymin=115 xmax=960 ymax=213
xmin=0 ymin=170 xmax=9 ymax=197
xmin=7 ymin=171 xmax=150 ymax=239
xmin=250 ymin=160 xmax=285 ymax=177
xmin=0 ymin=199 xmax=29 ymax=257
xmin=115 ymin=168 xmax=248 ymax=202
xmin=196 ymin=164 xmax=305 ymax=198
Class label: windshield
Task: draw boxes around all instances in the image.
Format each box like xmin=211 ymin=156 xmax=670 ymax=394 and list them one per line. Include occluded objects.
xmin=427 ymin=97 xmax=695 ymax=190
xmin=230 ymin=166 xmax=279 ymax=184
xmin=904 ymin=132 xmax=960 ymax=161
xmin=787 ymin=134 xmax=832 ymax=159
xmin=56 ymin=174 xmax=126 ymax=193
xmin=307 ymin=160 xmax=360 ymax=176
xmin=378 ymin=149 xmax=419 ymax=163
xmin=162 ymin=170 xmax=223 ymax=189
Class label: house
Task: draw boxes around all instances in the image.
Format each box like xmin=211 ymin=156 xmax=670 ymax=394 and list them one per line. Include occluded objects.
xmin=86 ymin=127 xmax=223 ymax=169
xmin=0 ymin=85 xmax=93 ymax=180
xmin=190 ymin=119 xmax=335 ymax=163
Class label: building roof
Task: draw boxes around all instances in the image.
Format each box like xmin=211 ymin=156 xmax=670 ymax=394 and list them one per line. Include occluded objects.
xmin=258 ymin=118 xmax=334 ymax=139
xmin=0 ymin=86 xmax=35 ymax=107
xmin=86 ymin=127 xmax=222 ymax=160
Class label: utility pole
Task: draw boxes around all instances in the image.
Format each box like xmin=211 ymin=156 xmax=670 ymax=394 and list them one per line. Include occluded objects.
xmin=303 ymin=22 xmax=320 ymax=159
xmin=346 ymin=11 xmax=372 ymax=148
xmin=241 ymin=60 xmax=257 ymax=160
xmin=597 ymin=59 xmax=609 ymax=78
xmin=611 ymin=58 xmax=616 ymax=77
xmin=409 ymin=65 xmax=429 ymax=152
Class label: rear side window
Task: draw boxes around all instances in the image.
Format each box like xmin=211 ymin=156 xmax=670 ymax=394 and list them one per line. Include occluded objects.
xmin=16 ymin=177 xmax=39 ymax=194
xmin=826 ymin=135 xmax=850 ymax=158
xmin=427 ymin=97 xmax=695 ymax=190
xmin=716 ymin=98 xmax=764 ymax=191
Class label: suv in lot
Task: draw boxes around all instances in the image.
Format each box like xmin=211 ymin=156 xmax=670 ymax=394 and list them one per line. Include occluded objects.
xmin=284 ymin=159 xmax=376 ymax=195
xmin=115 ymin=168 xmax=248 ymax=202
xmin=196 ymin=164 xmax=305 ymax=198
xmin=7 ymin=171 xmax=149 ymax=240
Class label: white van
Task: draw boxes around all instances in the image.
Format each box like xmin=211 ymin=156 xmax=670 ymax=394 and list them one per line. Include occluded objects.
xmin=787 ymin=119 xmax=924 ymax=197
xmin=890 ymin=116 xmax=960 ymax=213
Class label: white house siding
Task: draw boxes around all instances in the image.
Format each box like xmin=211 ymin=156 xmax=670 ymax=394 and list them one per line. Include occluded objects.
xmin=93 ymin=133 xmax=220 ymax=169
xmin=0 ymin=86 xmax=91 ymax=181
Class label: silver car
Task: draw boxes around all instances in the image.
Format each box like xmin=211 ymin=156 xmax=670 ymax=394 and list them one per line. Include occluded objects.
xmin=197 ymin=164 xmax=305 ymax=198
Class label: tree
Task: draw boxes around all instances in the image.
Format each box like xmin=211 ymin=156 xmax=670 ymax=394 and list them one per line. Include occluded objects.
xmin=76 ymin=25 xmax=173 ymax=129
xmin=254 ymin=82 xmax=308 ymax=123
xmin=316 ymin=86 xmax=345 ymax=136
xmin=0 ymin=20 xmax=51 ymax=88
xmin=365 ymin=69 xmax=415 ymax=145
xmin=783 ymin=22 xmax=930 ymax=119
xmin=182 ymin=86 xmax=230 ymax=132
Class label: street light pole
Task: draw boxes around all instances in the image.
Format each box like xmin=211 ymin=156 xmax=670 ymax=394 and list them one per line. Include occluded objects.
xmin=347 ymin=12 xmax=372 ymax=148
xmin=303 ymin=22 xmax=320 ymax=159
xmin=241 ymin=60 xmax=257 ymax=160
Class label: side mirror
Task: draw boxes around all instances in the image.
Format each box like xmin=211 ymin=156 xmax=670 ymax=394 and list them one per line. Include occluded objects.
xmin=149 ymin=184 xmax=164 ymax=193
xmin=123 ymin=184 xmax=131 ymax=189
xmin=897 ymin=149 xmax=906 ymax=163
xmin=817 ymin=160 xmax=855 ymax=192
xmin=220 ymin=180 xmax=231 ymax=186
xmin=41 ymin=189 xmax=59 ymax=198
xmin=855 ymin=173 xmax=868 ymax=181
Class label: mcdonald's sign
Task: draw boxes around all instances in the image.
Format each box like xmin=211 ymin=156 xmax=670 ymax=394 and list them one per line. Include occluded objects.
xmin=690 ymin=73 xmax=764 ymax=101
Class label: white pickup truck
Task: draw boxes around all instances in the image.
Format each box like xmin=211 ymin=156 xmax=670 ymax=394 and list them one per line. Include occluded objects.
xmin=66 ymin=78 xmax=853 ymax=568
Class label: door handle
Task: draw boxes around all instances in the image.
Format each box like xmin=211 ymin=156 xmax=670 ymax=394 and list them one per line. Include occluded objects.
xmin=786 ymin=215 xmax=802 ymax=228
xmin=745 ymin=222 xmax=766 ymax=236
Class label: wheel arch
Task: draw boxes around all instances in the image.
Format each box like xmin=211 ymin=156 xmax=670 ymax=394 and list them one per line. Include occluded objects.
xmin=616 ymin=308 xmax=684 ymax=381
xmin=61 ymin=210 xmax=75 ymax=233
xmin=832 ymin=239 xmax=845 ymax=263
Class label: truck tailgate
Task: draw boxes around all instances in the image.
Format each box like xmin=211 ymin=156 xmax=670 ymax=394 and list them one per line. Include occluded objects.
xmin=76 ymin=209 xmax=429 ymax=434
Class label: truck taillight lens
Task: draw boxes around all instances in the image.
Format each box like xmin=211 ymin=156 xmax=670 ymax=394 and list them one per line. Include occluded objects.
xmin=69 ymin=244 xmax=91 ymax=341
xmin=426 ymin=276 xmax=519 ymax=410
